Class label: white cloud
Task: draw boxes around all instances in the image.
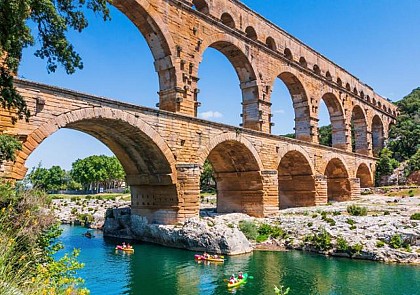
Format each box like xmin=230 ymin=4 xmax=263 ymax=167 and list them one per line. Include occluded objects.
xmin=273 ymin=109 xmax=285 ymax=114
xmin=199 ymin=111 xmax=223 ymax=119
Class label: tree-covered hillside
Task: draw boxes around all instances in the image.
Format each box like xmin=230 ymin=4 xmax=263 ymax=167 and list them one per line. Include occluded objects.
xmin=377 ymin=88 xmax=420 ymax=184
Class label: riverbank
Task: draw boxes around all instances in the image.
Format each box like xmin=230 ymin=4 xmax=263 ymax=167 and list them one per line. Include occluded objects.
xmin=51 ymin=194 xmax=130 ymax=228
xmin=51 ymin=192 xmax=420 ymax=264
xmin=250 ymin=193 xmax=420 ymax=264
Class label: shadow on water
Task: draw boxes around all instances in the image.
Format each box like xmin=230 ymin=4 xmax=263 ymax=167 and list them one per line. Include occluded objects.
xmin=59 ymin=225 xmax=420 ymax=295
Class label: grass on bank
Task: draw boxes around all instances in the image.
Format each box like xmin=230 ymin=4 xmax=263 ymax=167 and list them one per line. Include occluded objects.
xmin=385 ymin=188 xmax=420 ymax=197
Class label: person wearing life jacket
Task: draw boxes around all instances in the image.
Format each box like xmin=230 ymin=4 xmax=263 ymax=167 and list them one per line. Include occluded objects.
xmin=229 ymin=274 xmax=237 ymax=284
xmin=238 ymin=271 xmax=244 ymax=280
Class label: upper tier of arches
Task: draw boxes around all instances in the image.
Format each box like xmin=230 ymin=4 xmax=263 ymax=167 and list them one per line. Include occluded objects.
xmin=185 ymin=0 xmax=397 ymax=117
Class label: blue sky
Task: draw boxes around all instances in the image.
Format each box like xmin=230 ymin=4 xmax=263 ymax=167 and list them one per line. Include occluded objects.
xmin=19 ymin=0 xmax=420 ymax=171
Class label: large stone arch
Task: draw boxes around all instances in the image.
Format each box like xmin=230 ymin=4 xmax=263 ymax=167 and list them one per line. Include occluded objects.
xmin=278 ymin=150 xmax=315 ymax=208
xmin=324 ymin=157 xmax=351 ymax=202
xmin=269 ymin=69 xmax=312 ymax=141
xmin=197 ymin=133 xmax=264 ymax=217
xmin=197 ymin=35 xmax=261 ymax=130
xmin=356 ymin=163 xmax=373 ymax=188
xmin=372 ymin=115 xmax=384 ymax=156
xmin=197 ymin=132 xmax=263 ymax=169
xmin=198 ymin=37 xmax=257 ymax=84
xmin=112 ymin=0 xmax=178 ymax=107
xmin=15 ymin=107 xmax=179 ymax=224
xmin=320 ymin=93 xmax=347 ymax=150
xmin=351 ymin=105 xmax=369 ymax=155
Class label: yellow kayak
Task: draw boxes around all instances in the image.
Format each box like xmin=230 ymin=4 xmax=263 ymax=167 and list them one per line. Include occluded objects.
xmin=227 ymin=273 xmax=248 ymax=288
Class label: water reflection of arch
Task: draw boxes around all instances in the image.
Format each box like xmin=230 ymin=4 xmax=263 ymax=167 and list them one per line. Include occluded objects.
xmin=197 ymin=133 xmax=264 ymax=217
xmin=15 ymin=107 xmax=179 ymax=224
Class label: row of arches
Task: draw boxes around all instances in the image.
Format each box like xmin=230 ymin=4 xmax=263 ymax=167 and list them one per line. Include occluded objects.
xmin=200 ymin=138 xmax=373 ymax=211
xmin=195 ymin=38 xmax=388 ymax=154
xmin=271 ymin=72 xmax=386 ymax=155
xmin=191 ymin=0 xmax=395 ymax=117
xmin=17 ymin=102 xmax=377 ymax=223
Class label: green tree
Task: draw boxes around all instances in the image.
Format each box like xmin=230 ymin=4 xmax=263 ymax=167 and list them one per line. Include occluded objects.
xmin=28 ymin=164 xmax=67 ymax=191
xmin=0 ymin=0 xmax=110 ymax=122
xmin=405 ymin=149 xmax=420 ymax=176
xmin=319 ymin=124 xmax=332 ymax=147
xmin=47 ymin=165 xmax=66 ymax=191
xmin=0 ymin=134 xmax=22 ymax=161
xmin=28 ymin=163 xmax=49 ymax=190
xmin=375 ymin=148 xmax=399 ymax=186
xmin=200 ymin=159 xmax=215 ymax=189
xmin=387 ymin=88 xmax=420 ymax=161
xmin=71 ymin=155 xmax=125 ymax=192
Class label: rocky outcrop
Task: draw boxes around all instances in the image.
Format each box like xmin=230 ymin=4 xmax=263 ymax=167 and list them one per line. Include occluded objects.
xmin=103 ymin=209 xmax=252 ymax=255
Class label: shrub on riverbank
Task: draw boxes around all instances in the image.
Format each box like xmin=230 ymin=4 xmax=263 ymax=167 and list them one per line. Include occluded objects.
xmin=347 ymin=205 xmax=367 ymax=216
xmin=303 ymin=228 xmax=332 ymax=251
xmin=410 ymin=213 xmax=420 ymax=220
xmin=0 ymin=182 xmax=88 ymax=294
xmin=239 ymin=221 xmax=287 ymax=242
xmin=238 ymin=221 xmax=258 ymax=240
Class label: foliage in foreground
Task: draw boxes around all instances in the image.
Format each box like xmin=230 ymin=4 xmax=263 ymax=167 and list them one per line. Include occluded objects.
xmin=0 ymin=134 xmax=22 ymax=162
xmin=0 ymin=182 xmax=88 ymax=294
xmin=274 ymin=285 xmax=290 ymax=295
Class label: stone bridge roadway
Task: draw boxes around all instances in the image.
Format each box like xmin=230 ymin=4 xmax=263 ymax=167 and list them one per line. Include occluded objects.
xmin=1 ymin=79 xmax=377 ymax=224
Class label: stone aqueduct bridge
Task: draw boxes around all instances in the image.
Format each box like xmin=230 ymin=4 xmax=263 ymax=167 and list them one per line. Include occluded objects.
xmin=1 ymin=0 xmax=398 ymax=224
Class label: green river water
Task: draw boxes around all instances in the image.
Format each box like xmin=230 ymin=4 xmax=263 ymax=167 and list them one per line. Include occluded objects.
xmin=59 ymin=225 xmax=419 ymax=295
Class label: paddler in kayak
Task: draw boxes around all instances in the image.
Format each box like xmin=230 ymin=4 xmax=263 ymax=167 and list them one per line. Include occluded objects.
xmin=238 ymin=271 xmax=243 ymax=279
xmin=229 ymin=274 xmax=237 ymax=285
